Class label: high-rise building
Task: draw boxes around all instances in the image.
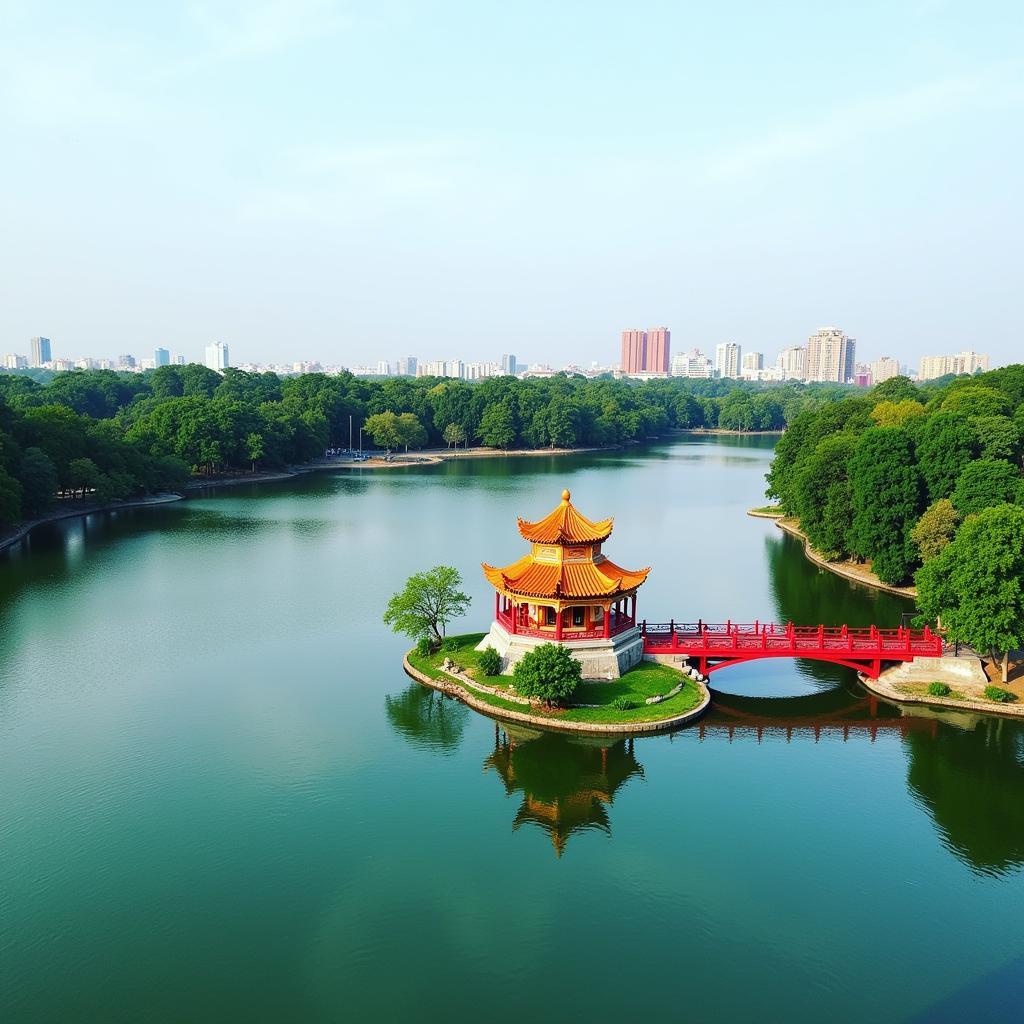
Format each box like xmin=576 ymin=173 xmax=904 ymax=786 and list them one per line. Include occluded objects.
xmin=715 ymin=342 xmax=741 ymax=379
xmin=776 ymin=346 xmax=805 ymax=380
xmin=918 ymin=350 xmax=990 ymax=380
xmin=30 ymin=336 xmax=51 ymax=367
xmin=741 ymin=351 xmax=763 ymax=379
xmin=805 ymin=328 xmax=855 ymax=383
xmin=205 ymin=341 xmax=230 ymax=372
xmin=395 ymin=356 xmax=417 ymax=377
xmin=670 ymin=348 xmax=714 ymax=378
xmin=3 ymin=353 xmax=28 ymax=369
xmin=620 ymin=329 xmax=646 ymax=374
xmin=953 ymin=350 xmax=989 ymax=375
xmin=871 ymin=356 xmax=900 ymax=384
xmin=376 ymin=360 xmax=392 ymax=376
xmin=118 ymin=354 xmax=136 ymax=369
xmin=174 ymin=355 xmax=186 ymax=365
xmin=500 ymin=353 xmax=517 ymax=375
xmin=155 ymin=347 xmax=170 ymax=367
xmin=645 ymin=327 xmax=670 ymax=374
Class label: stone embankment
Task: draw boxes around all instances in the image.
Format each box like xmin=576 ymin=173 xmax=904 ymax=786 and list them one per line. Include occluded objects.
xmin=403 ymin=654 xmax=711 ymax=735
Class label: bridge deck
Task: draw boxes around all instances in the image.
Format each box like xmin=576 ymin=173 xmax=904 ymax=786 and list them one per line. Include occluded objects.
xmin=641 ymin=621 xmax=943 ymax=678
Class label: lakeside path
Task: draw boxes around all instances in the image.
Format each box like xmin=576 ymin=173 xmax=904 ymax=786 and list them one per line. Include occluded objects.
xmin=745 ymin=508 xmax=917 ymax=599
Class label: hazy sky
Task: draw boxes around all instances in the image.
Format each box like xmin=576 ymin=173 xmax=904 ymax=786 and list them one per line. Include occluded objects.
xmin=1 ymin=1 xmax=1022 ymax=368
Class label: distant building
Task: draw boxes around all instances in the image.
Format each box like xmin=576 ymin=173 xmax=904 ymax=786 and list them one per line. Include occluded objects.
xmin=3 ymin=353 xmax=28 ymax=369
xmin=670 ymin=348 xmax=714 ymax=378
xmin=919 ymin=350 xmax=989 ymax=380
xmin=376 ymin=360 xmax=392 ymax=376
xmin=174 ymin=355 xmax=186 ymax=366
xmin=871 ymin=355 xmax=900 ymax=384
xmin=854 ymin=362 xmax=873 ymax=387
xmin=620 ymin=329 xmax=646 ymax=374
xmin=155 ymin=347 xmax=170 ymax=367
xmin=118 ymin=354 xmax=136 ymax=369
xmin=395 ymin=356 xmax=417 ymax=376
xmin=620 ymin=328 xmax=670 ymax=375
xmin=205 ymin=341 xmax=230 ymax=372
xmin=645 ymin=327 xmax=670 ymax=374
xmin=501 ymin=353 xmax=517 ymax=375
xmin=30 ymin=336 xmax=51 ymax=367
xmin=776 ymin=346 xmax=805 ymax=380
xmin=741 ymin=351 xmax=763 ymax=380
xmin=715 ymin=342 xmax=741 ymax=379
xmin=805 ymin=327 xmax=855 ymax=383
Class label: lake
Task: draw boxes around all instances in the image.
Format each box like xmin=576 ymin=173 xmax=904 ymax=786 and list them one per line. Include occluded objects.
xmin=1 ymin=436 xmax=1022 ymax=1022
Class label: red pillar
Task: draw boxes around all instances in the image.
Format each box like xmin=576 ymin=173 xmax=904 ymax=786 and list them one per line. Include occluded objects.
xmin=510 ymin=601 xmax=517 ymax=635
xmin=603 ymin=605 xmax=611 ymax=639
xmin=495 ymin=592 xmax=500 ymax=619
xmin=555 ymin=607 xmax=563 ymax=641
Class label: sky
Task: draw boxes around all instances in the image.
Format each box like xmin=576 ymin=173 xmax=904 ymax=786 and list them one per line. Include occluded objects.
xmin=1 ymin=0 xmax=1022 ymax=369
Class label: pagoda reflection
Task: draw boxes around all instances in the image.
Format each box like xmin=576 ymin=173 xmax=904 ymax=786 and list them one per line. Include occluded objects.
xmin=483 ymin=725 xmax=644 ymax=857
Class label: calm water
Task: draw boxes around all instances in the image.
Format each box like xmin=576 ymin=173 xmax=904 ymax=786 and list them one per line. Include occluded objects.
xmin=2 ymin=437 xmax=1022 ymax=1023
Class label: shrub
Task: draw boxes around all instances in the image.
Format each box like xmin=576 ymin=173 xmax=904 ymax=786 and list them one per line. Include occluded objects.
xmin=478 ymin=646 xmax=502 ymax=676
xmin=610 ymin=695 xmax=638 ymax=711
xmin=927 ymin=681 xmax=950 ymax=697
xmin=512 ymin=643 xmax=582 ymax=705
xmin=984 ymin=685 xmax=1016 ymax=703
xmin=441 ymin=636 xmax=459 ymax=653
xmin=415 ymin=636 xmax=432 ymax=657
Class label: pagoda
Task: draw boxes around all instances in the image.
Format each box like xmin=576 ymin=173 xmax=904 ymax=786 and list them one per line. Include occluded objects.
xmin=477 ymin=489 xmax=650 ymax=679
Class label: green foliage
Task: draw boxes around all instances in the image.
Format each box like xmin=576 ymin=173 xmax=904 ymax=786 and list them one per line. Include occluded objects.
xmin=383 ymin=565 xmax=472 ymax=646
xmin=477 ymin=402 xmax=517 ymax=448
xmin=477 ymin=646 xmax=502 ymax=676
xmin=911 ymin=499 xmax=960 ymax=562
xmin=950 ymin=459 xmax=1020 ymax=516
xmin=916 ymin=412 xmax=976 ymax=502
xmin=441 ymin=636 xmax=460 ymax=653
xmin=871 ymin=376 xmax=921 ymax=403
xmin=17 ymin=447 xmax=58 ymax=517
xmin=870 ymin=399 xmax=926 ymax=428
xmin=415 ymin=636 xmax=433 ymax=657
xmin=927 ymin=681 xmax=951 ymax=697
xmin=848 ymin=427 xmax=922 ymax=584
xmin=511 ymin=643 xmax=582 ymax=705
xmin=442 ymin=422 xmax=466 ymax=448
xmin=793 ymin=433 xmax=856 ymax=558
xmin=970 ymin=415 xmax=1021 ymax=462
xmin=984 ymin=686 xmax=1015 ymax=703
xmin=610 ymin=695 xmax=639 ymax=710
xmin=0 ymin=466 xmax=23 ymax=527
xmin=940 ymin=385 xmax=1011 ymax=418
xmin=916 ymin=504 xmax=1024 ymax=681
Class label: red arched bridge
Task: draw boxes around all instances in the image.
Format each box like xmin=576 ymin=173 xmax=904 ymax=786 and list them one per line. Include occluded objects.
xmin=640 ymin=620 xmax=943 ymax=678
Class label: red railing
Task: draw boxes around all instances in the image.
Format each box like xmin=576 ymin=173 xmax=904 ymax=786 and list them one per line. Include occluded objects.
xmin=496 ymin=609 xmax=636 ymax=641
xmin=640 ymin=620 xmax=943 ymax=678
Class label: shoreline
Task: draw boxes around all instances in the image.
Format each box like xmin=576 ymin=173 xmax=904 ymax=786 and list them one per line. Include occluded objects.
xmin=746 ymin=511 xmax=918 ymax=599
xmin=859 ymin=668 xmax=1024 ymax=720
xmin=403 ymin=652 xmax=711 ymax=735
xmin=0 ymin=493 xmax=184 ymax=556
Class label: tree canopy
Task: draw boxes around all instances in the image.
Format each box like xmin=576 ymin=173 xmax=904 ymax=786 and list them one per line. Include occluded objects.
xmin=511 ymin=643 xmax=582 ymax=705
xmin=382 ymin=565 xmax=472 ymax=648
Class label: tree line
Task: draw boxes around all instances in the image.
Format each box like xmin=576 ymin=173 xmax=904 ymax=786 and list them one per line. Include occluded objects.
xmin=765 ymin=366 xmax=1024 ymax=679
xmin=0 ymin=364 xmax=842 ymax=529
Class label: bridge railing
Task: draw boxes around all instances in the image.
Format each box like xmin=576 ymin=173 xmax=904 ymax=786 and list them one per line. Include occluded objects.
xmin=640 ymin=621 xmax=943 ymax=657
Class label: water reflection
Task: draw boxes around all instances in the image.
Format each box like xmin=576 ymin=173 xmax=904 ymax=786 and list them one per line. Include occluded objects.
xmin=904 ymin=714 xmax=1024 ymax=877
xmin=484 ymin=725 xmax=644 ymax=857
xmin=384 ymin=683 xmax=468 ymax=751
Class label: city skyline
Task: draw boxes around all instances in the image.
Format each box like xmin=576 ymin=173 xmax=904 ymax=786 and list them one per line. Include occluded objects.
xmin=1 ymin=4 xmax=1021 ymax=367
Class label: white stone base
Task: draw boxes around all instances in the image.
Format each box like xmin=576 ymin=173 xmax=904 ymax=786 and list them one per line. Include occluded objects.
xmin=475 ymin=621 xmax=644 ymax=681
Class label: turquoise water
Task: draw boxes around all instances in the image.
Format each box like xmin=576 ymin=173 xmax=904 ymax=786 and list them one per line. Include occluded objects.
xmin=1 ymin=437 xmax=1021 ymax=1022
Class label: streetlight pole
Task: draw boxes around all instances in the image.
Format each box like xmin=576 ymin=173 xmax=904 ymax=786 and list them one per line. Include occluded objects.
xmin=349 ymin=414 xmax=353 ymax=452
xmin=359 ymin=427 xmax=364 ymax=456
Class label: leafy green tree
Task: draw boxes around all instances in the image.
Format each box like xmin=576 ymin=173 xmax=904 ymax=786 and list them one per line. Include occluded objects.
xmin=364 ymin=411 xmax=404 ymax=452
xmin=478 ymin=402 xmax=516 ymax=449
xmin=910 ymin=498 xmax=960 ymax=561
xmin=871 ymin=376 xmax=921 ymax=403
xmin=246 ymin=432 xmax=265 ymax=472
xmin=478 ymin=646 xmax=502 ymax=676
xmin=970 ymin=415 xmax=1021 ymax=462
xmin=916 ymin=504 xmax=1024 ymax=682
xmin=940 ymin=385 xmax=1011 ymax=418
xmin=443 ymin=422 xmax=466 ymax=449
xmin=0 ymin=466 xmax=23 ymax=526
xmin=848 ymin=427 xmax=923 ymax=584
xmin=17 ymin=447 xmax=58 ymax=516
xmin=67 ymin=457 xmax=102 ymax=498
xmin=511 ymin=643 xmax=582 ymax=706
xmin=950 ymin=459 xmax=1020 ymax=516
xmin=396 ymin=412 xmax=427 ymax=452
xmin=915 ymin=412 xmax=976 ymax=502
xmin=383 ymin=565 xmax=472 ymax=648
xmin=793 ymin=433 xmax=856 ymax=559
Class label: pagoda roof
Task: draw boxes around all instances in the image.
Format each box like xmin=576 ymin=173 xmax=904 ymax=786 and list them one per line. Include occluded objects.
xmin=517 ymin=489 xmax=613 ymax=544
xmin=482 ymin=553 xmax=649 ymax=600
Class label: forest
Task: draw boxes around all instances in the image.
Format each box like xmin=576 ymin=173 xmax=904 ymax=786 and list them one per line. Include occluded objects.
xmin=0 ymin=365 xmax=836 ymax=529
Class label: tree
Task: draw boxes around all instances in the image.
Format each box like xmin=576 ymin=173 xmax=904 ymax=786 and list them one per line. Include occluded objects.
xmin=443 ymin=422 xmax=466 ymax=450
xmin=246 ymin=432 xmax=265 ymax=473
xmin=478 ymin=403 xmax=516 ymax=449
xmin=848 ymin=427 xmax=923 ymax=584
xmin=793 ymin=433 xmax=856 ymax=559
xmin=971 ymin=415 xmax=1021 ymax=462
xmin=915 ymin=412 xmax=976 ymax=502
xmin=870 ymin=399 xmax=926 ymax=429
xmin=916 ymin=504 xmax=1024 ymax=682
xmin=383 ymin=565 xmax=472 ymax=648
xmin=18 ymin=447 xmax=58 ymax=517
xmin=940 ymin=385 xmax=1011 ymax=418
xmin=911 ymin=498 xmax=960 ymax=561
xmin=67 ymin=457 xmax=102 ymax=499
xmin=950 ymin=459 xmax=1020 ymax=516
xmin=511 ymin=643 xmax=582 ymax=706
xmin=364 ymin=411 xmax=404 ymax=452
xmin=396 ymin=412 xmax=427 ymax=452
xmin=0 ymin=466 xmax=23 ymax=527
xmin=871 ymin=376 xmax=921 ymax=403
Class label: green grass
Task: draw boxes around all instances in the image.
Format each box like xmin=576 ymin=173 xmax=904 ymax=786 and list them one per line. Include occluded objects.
xmin=748 ymin=504 xmax=784 ymax=516
xmin=407 ymin=633 xmax=705 ymax=726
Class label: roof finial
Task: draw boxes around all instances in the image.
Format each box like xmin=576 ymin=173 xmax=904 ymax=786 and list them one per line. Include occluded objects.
xmin=561 ymin=488 xmax=571 ymax=504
